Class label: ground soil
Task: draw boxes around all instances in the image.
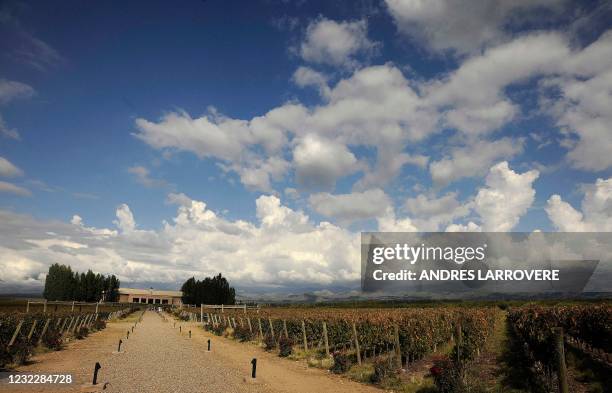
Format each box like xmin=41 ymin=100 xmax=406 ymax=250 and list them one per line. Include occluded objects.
xmin=2 ymin=311 xmax=381 ymax=393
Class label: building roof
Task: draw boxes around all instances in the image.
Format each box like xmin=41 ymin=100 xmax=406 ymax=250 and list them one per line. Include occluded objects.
xmin=118 ymin=287 xmax=182 ymax=297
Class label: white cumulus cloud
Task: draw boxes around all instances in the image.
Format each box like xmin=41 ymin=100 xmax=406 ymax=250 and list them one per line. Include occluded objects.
xmin=299 ymin=18 xmax=378 ymax=68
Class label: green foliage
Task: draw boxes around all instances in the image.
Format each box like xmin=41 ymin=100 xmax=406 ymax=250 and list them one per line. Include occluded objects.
xmin=370 ymin=357 xmax=399 ymax=384
xmin=42 ymin=328 xmax=63 ymax=350
xmin=211 ymin=324 xmax=226 ymax=336
xmin=233 ymin=325 xmax=254 ymax=342
xmin=330 ymin=351 xmax=353 ymax=374
xmin=181 ymin=273 xmax=236 ymax=306
xmin=278 ymin=335 xmax=294 ymax=357
xmin=431 ymin=358 xmax=466 ymax=393
xmin=507 ymin=304 xmax=612 ymax=391
xmin=43 ymin=263 xmax=119 ymax=302
xmin=263 ymin=334 xmax=276 ymax=351
xmin=75 ymin=326 xmax=89 ymax=339
xmin=92 ymin=319 xmax=106 ymax=331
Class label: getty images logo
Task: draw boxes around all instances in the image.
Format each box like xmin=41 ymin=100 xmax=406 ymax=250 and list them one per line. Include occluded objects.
xmin=371 ymin=243 xmax=488 ymax=265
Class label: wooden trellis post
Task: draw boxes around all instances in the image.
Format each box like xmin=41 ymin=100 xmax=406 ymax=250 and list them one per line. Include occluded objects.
xmin=554 ymin=327 xmax=569 ymax=393
xmin=60 ymin=318 xmax=68 ymax=333
xmin=268 ymin=318 xmax=275 ymax=341
xmin=65 ymin=317 xmax=74 ymax=333
xmin=38 ymin=319 xmax=51 ymax=345
xmin=322 ymin=321 xmax=330 ymax=356
xmin=8 ymin=321 xmax=24 ymax=347
xmin=456 ymin=323 xmax=462 ymax=363
xmin=247 ymin=317 xmax=252 ymax=333
xmin=283 ymin=320 xmax=289 ymax=339
xmin=27 ymin=320 xmax=38 ymax=340
xmin=352 ymin=323 xmax=361 ymax=365
xmin=394 ymin=324 xmax=402 ymax=369
xmin=301 ymin=320 xmax=308 ymax=351
xmin=258 ymin=318 xmax=263 ymax=340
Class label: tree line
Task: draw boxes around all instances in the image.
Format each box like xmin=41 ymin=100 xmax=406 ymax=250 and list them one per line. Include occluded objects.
xmin=43 ymin=263 xmax=120 ymax=302
xmin=181 ymin=273 xmax=235 ymax=305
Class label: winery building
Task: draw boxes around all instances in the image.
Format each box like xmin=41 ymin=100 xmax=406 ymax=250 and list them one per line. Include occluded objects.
xmin=118 ymin=287 xmax=183 ymax=306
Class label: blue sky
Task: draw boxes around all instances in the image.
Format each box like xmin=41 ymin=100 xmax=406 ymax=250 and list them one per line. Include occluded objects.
xmin=0 ymin=0 xmax=611 ymax=295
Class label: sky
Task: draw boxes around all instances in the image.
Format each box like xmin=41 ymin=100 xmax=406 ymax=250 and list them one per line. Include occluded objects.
xmin=0 ymin=0 xmax=611 ymax=297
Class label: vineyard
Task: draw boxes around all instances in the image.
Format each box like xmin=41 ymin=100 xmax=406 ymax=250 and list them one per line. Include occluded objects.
xmin=171 ymin=306 xmax=498 ymax=390
xmin=168 ymin=302 xmax=612 ymax=392
xmin=1 ymin=299 xmax=609 ymax=392
xmin=0 ymin=302 xmax=136 ymax=369
xmin=507 ymin=304 xmax=611 ymax=392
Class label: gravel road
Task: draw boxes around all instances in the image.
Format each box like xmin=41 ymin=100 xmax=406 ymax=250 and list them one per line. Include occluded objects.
xmin=101 ymin=311 xmax=269 ymax=393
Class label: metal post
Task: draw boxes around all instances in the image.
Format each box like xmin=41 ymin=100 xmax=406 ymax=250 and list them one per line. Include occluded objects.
xmin=92 ymin=362 xmax=101 ymax=385
xmin=251 ymin=358 xmax=257 ymax=378
xmin=207 ymin=339 xmax=211 ymax=351
xmin=117 ymin=339 xmax=122 ymax=352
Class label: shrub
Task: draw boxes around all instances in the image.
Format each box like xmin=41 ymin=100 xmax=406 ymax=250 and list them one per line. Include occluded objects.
xmin=263 ymin=335 xmax=277 ymax=351
xmin=10 ymin=340 xmax=33 ymax=366
xmin=370 ymin=357 xmax=399 ymax=383
xmin=330 ymin=351 xmax=353 ymax=374
xmin=0 ymin=346 xmax=13 ymax=368
xmin=278 ymin=336 xmax=294 ymax=357
xmin=42 ymin=329 xmax=63 ymax=351
xmin=211 ymin=324 xmax=225 ymax=336
xmin=431 ymin=358 xmax=465 ymax=393
xmin=75 ymin=326 xmax=89 ymax=339
xmin=233 ymin=325 xmax=254 ymax=342
xmin=92 ymin=319 xmax=106 ymax=331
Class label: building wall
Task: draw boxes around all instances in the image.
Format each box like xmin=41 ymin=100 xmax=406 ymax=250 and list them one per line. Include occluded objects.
xmin=118 ymin=293 xmax=182 ymax=305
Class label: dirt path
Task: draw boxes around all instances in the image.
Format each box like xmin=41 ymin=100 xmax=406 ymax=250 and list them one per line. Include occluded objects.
xmin=180 ymin=315 xmax=380 ymax=393
xmin=3 ymin=311 xmax=380 ymax=393
xmin=3 ymin=313 xmax=141 ymax=392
